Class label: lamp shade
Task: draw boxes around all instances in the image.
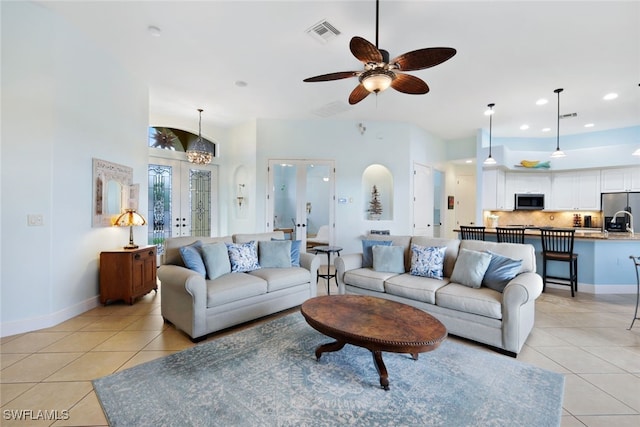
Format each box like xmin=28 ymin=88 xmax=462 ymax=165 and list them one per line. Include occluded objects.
xmin=114 ymin=209 xmax=147 ymax=249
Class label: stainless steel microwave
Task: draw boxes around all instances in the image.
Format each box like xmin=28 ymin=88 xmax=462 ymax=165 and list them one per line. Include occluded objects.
xmin=514 ymin=193 xmax=544 ymax=210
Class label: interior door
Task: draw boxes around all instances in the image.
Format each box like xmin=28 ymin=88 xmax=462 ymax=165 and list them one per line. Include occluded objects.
xmin=455 ymin=174 xmax=476 ymax=228
xmin=148 ymin=156 xmax=218 ymax=254
xmin=413 ymin=163 xmax=434 ymax=236
xmin=268 ymin=160 xmax=334 ymax=250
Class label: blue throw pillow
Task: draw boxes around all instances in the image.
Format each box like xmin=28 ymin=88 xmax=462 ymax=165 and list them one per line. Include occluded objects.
xmin=450 ymin=248 xmax=492 ymax=289
xmin=362 ymin=239 xmax=392 ymax=268
xmin=179 ymin=240 xmax=206 ymax=276
xmin=372 ymin=245 xmax=405 ymax=274
xmin=482 ymin=251 xmax=523 ymax=292
xmin=272 ymin=238 xmax=301 ymax=267
xmin=259 ymin=240 xmax=292 ymax=268
xmin=201 ymin=242 xmax=231 ymax=280
xmin=410 ymin=244 xmax=446 ymax=279
xmin=226 ymin=241 xmax=261 ymax=273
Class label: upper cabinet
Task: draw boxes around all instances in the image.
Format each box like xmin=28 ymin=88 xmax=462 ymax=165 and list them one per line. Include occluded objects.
xmin=482 ymin=169 xmax=506 ymax=210
xmin=548 ymin=171 xmax=600 ymax=210
xmin=601 ymin=167 xmax=640 ymax=192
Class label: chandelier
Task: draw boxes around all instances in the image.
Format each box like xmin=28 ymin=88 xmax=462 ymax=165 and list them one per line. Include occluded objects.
xmin=186 ymin=109 xmax=214 ymax=164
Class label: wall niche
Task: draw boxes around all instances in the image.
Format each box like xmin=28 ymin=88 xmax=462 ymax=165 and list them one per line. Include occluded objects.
xmin=362 ymin=164 xmax=393 ymax=221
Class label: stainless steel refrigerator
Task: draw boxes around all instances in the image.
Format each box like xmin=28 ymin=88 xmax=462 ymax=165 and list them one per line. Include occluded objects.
xmin=601 ymin=192 xmax=640 ymax=233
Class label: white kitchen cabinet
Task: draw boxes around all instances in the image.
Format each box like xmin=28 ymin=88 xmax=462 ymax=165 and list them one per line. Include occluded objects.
xmin=601 ymin=167 xmax=640 ymax=192
xmin=549 ymin=171 xmax=600 ymax=210
xmin=482 ymin=169 xmax=506 ymax=210
xmin=504 ymin=172 xmax=551 ymax=210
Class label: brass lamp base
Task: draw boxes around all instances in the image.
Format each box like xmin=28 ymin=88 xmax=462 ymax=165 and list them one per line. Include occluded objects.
xmin=123 ymin=226 xmax=139 ymax=250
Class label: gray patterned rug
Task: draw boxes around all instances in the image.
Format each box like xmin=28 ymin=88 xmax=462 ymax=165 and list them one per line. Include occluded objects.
xmin=93 ymin=312 xmax=564 ymax=427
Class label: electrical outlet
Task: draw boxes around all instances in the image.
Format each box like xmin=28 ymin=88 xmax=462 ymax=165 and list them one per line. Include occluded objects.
xmin=27 ymin=214 xmax=44 ymax=226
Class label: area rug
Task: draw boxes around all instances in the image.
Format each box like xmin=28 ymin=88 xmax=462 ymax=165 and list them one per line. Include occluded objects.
xmin=93 ymin=313 xmax=564 ymax=427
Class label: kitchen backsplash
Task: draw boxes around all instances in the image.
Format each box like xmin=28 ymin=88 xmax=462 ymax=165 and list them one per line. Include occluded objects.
xmin=483 ymin=210 xmax=602 ymax=229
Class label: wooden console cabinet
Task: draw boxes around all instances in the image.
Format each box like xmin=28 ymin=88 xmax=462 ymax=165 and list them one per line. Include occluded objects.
xmin=100 ymin=245 xmax=157 ymax=305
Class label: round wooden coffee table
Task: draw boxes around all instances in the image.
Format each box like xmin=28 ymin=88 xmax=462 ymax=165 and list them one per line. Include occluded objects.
xmin=301 ymin=294 xmax=447 ymax=390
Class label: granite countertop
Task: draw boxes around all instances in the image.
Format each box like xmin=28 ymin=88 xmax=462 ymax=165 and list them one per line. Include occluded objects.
xmin=482 ymin=228 xmax=640 ymax=241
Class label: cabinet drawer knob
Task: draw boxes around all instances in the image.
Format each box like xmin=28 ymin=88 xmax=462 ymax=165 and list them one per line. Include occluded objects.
xmin=148 ymin=251 xmax=154 ymax=256
xmin=134 ymin=254 xmax=141 ymax=260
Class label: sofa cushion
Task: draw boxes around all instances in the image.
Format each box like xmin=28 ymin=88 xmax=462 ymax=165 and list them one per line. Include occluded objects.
xmin=435 ymin=283 xmax=502 ymax=320
xmin=410 ymin=244 xmax=446 ymax=279
xmin=164 ymin=236 xmax=232 ymax=266
xmin=384 ymin=273 xmax=450 ymax=304
xmin=450 ymin=248 xmax=492 ymax=289
xmin=249 ymin=267 xmax=311 ymax=292
xmin=179 ymin=240 xmax=206 ymax=276
xmin=460 ymin=240 xmax=535 ymax=274
xmin=363 ymin=235 xmax=412 ymax=272
xmin=233 ymin=231 xmax=284 ymax=243
xmin=205 ymin=273 xmax=268 ymax=308
xmin=226 ymin=241 xmax=261 ymax=273
xmin=343 ymin=268 xmax=399 ymax=292
xmin=482 ymin=251 xmax=523 ymax=292
xmin=410 ymin=237 xmax=461 ymax=278
xmin=372 ymin=245 xmax=405 ymax=273
xmin=362 ymin=239 xmax=392 ymax=268
xmin=258 ymin=240 xmax=292 ymax=268
xmin=201 ymin=242 xmax=232 ymax=280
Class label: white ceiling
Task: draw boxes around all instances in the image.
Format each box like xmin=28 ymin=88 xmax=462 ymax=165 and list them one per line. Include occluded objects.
xmin=37 ymin=0 xmax=640 ymax=141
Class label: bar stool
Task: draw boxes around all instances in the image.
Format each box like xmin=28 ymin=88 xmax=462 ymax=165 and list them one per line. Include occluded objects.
xmin=629 ymin=255 xmax=640 ymax=330
xmin=540 ymin=228 xmax=578 ymax=297
xmin=496 ymin=227 xmax=525 ymax=244
xmin=460 ymin=226 xmax=486 ymax=241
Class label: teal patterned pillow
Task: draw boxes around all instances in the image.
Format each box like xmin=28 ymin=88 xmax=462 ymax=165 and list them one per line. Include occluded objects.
xmin=410 ymin=244 xmax=446 ymax=279
xmin=226 ymin=241 xmax=261 ymax=273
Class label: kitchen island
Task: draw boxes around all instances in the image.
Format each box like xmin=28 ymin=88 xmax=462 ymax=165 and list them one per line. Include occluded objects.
xmin=478 ymin=229 xmax=639 ymax=294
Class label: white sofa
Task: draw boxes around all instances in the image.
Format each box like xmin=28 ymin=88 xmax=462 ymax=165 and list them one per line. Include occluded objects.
xmin=335 ymin=235 xmax=543 ymax=355
xmin=158 ymin=231 xmax=321 ymax=341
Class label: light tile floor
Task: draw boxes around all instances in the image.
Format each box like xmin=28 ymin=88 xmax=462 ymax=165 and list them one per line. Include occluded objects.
xmin=1 ymin=271 xmax=639 ymax=426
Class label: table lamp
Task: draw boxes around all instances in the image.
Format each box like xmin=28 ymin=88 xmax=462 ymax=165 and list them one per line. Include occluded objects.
xmin=114 ymin=209 xmax=147 ymax=249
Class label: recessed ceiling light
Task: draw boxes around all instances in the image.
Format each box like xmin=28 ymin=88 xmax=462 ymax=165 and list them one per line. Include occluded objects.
xmin=542 ymin=128 xmax=551 ymax=132
xmin=234 ymin=80 xmax=248 ymax=87
xmin=603 ymin=93 xmax=618 ymax=100
xmin=584 ymin=123 xmax=595 ymax=128
xmin=147 ymin=25 xmax=162 ymax=37
xmin=520 ymin=124 xmax=529 ymax=130
xmin=536 ymin=98 xmax=548 ymax=106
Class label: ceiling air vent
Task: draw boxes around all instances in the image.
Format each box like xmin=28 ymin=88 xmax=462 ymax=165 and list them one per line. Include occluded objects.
xmin=311 ymin=101 xmax=351 ymax=117
xmin=306 ymin=20 xmax=341 ymax=44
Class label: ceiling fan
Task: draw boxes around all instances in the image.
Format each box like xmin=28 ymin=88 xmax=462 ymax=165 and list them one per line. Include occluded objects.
xmin=303 ymin=0 xmax=456 ymax=105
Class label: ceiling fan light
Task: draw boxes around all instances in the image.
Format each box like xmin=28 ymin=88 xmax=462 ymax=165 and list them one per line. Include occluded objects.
xmin=361 ymin=71 xmax=393 ymax=93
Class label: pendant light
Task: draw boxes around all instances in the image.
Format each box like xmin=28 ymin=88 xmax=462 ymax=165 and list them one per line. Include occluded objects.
xmin=186 ymin=109 xmax=214 ymax=164
xmin=484 ymin=103 xmax=496 ymax=165
xmin=550 ymin=88 xmax=566 ymax=158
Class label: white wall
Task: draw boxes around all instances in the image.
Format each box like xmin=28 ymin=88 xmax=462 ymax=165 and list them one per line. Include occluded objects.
xmin=254 ymin=119 xmax=447 ymax=254
xmin=1 ymin=2 xmax=149 ymax=335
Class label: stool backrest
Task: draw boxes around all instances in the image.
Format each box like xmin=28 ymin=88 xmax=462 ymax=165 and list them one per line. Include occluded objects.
xmin=496 ymin=227 xmax=525 ymax=244
xmin=540 ymin=228 xmax=575 ymax=255
xmin=460 ymin=225 xmax=486 ymax=241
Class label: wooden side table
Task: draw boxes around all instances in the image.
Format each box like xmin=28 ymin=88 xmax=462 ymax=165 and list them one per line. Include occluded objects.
xmin=313 ymin=245 xmax=342 ymax=294
xmin=99 ymin=245 xmax=157 ymax=305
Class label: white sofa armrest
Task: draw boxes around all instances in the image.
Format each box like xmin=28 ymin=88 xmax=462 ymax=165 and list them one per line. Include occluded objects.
xmin=158 ymin=264 xmax=208 ymax=339
xmin=335 ymin=253 xmax=364 ymax=293
xmin=300 ymin=252 xmax=321 ymax=292
xmin=501 ymin=272 xmax=543 ymax=353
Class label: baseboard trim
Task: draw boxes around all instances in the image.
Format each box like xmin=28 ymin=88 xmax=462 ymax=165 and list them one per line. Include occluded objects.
xmin=0 ymin=296 xmax=100 ymax=338
xmin=545 ymin=282 xmax=637 ymax=294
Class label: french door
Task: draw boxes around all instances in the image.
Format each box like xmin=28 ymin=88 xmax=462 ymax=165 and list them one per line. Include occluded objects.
xmin=267 ymin=160 xmax=335 ymax=250
xmin=148 ymin=156 xmax=218 ymax=254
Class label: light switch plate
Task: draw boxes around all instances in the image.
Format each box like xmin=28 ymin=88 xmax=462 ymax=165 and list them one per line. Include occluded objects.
xmin=27 ymin=214 xmax=44 ymax=226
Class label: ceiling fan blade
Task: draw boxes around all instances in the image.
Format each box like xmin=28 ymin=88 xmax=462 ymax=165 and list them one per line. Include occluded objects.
xmin=348 ymin=84 xmax=371 ymax=105
xmin=350 ymin=36 xmax=383 ymax=63
xmin=391 ymin=47 xmax=456 ymax=71
xmin=303 ymin=71 xmax=359 ymax=82
xmin=391 ymin=73 xmax=430 ymax=95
